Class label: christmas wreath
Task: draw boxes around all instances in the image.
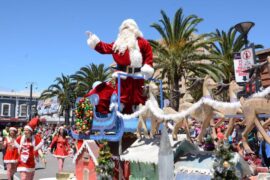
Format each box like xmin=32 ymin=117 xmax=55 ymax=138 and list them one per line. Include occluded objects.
xmin=75 ymin=98 xmax=93 ymax=133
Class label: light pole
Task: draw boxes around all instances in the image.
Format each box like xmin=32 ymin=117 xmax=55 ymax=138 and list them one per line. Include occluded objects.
xmin=234 ymin=21 xmax=259 ymax=94
xmin=234 ymin=21 xmax=255 ymax=48
xmin=26 ymin=82 xmax=38 ymax=120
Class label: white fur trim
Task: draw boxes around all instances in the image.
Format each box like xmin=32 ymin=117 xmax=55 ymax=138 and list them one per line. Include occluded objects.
xmin=9 ymin=127 xmax=17 ymax=132
xmin=141 ymin=64 xmax=154 ymax=79
xmin=53 ymin=154 xmax=69 ymax=158
xmin=34 ymin=139 xmax=43 ymax=151
xmin=14 ymin=140 xmax=20 ymax=149
xmin=4 ymin=160 xmax=18 ymax=163
xmin=24 ymin=125 xmax=33 ymax=132
xmin=87 ymin=34 xmax=100 ymax=49
xmin=17 ymin=167 xmax=35 ymax=172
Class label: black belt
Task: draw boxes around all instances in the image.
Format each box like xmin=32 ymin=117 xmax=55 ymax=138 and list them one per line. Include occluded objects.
xmin=115 ymin=65 xmax=141 ymax=74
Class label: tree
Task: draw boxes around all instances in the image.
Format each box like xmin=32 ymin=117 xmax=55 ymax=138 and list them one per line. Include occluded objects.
xmin=71 ymin=63 xmax=111 ymax=96
xmin=209 ymin=27 xmax=263 ymax=83
xmin=40 ymin=74 xmax=76 ymax=125
xmin=150 ymin=8 xmax=224 ymax=110
xmin=213 ymin=142 xmax=238 ymax=180
xmin=96 ymin=140 xmax=114 ymax=180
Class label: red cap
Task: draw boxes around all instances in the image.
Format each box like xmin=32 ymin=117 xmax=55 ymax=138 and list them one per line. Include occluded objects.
xmin=24 ymin=117 xmax=39 ymax=132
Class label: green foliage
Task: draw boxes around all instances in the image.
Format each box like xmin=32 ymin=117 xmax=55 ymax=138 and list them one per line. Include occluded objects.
xmin=212 ymin=142 xmax=238 ymax=180
xmin=40 ymin=74 xmax=76 ymax=125
xmin=150 ymin=8 xmax=225 ymax=110
xmin=209 ymin=27 xmax=263 ymax=83
xmin=96 ymin=141 xmax=114 ymax=180
xmin=71 ymin=63 xmax=111 ymax=97
xmin=75 ymin=98 xmax=93 ymax=133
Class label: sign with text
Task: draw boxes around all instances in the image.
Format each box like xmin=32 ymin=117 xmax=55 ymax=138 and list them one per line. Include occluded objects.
xmin=233 ymin=48 xmax=255 ymax=83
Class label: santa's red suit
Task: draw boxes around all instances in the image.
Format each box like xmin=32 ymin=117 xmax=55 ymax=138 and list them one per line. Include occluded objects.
xmin=4 ymin=136 xmax=19 ymax=163
xmin=87 ymin=19 xmax=154 ymax=113
xmin=14 ymin=134 xmax=43 ymax=172
xmin=49 ymin=135 xmax=70 ymax=158
xmin=84 ymin=82 xmax=116 ymax=114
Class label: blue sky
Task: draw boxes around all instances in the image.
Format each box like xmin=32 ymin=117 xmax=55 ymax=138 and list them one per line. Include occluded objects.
xmin=0 ymin=0 xmax=269 ymax=92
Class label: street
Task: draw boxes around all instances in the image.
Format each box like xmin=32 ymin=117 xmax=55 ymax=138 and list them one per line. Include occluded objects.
xmin=0 ymin=152 xmax=75 ymax=180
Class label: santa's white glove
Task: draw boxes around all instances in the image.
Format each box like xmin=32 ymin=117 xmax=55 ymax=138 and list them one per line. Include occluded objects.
xmin=86 ymin=31 xmax=100 ymax=49
xmin=141 ymin=64 xmax=154 ymax=80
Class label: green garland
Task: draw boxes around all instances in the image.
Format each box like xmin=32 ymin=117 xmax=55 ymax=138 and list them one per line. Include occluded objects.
xmin=96 ymin=140 xmax=114 ymax=180
xmin=75 ymin=98 xmax=93 ymax=133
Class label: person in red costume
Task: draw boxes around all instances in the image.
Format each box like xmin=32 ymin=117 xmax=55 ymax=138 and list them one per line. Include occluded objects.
xmin=14 ymin=116 xmax=43 ymax=180
xmin=84 ymin=80 xmax=116 ymax=114
xmin=3 ymin=127 xmax=19 ymax=180
xmin=86 ymin=19 xmax=154 ymax=113
xmin=48 ymin=126 xmax=71 ymax=172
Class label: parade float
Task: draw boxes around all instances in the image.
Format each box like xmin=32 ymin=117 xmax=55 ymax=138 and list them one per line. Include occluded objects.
xmin=67 ymin=17 xmax=270 ymax=180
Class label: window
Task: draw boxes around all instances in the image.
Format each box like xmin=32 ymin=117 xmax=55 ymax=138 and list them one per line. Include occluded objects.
xmin=1 ymin=103 xmax=11 ymax=116
xmin=20 ymin=104 xmax=28 ymax=117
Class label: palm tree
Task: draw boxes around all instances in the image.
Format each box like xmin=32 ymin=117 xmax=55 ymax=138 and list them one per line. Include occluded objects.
xmin=210 ymin=27 xmax=263 ymax=82
xmin=40 ymin=74 xmax=76 ymax=125
xmin=150 ymin=8 xmax=224 ymax=110
xmin=71 ymin=63 xmax=111 ymax=96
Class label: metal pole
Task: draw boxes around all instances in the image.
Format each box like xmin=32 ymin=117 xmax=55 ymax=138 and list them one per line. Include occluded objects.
xmin=159 ymin=80 xmax=164 ymax=109
xmin=29 ymin=83 xmax=33 ymax=120
xmin=117 ymin=74 xmax=122 ymax=180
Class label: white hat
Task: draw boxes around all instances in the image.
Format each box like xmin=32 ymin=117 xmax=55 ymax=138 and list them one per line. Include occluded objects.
xmin=92 ymin=81 xmax=102 ymax=89
xmin=9 ymin=127 xmax=17 ymax=132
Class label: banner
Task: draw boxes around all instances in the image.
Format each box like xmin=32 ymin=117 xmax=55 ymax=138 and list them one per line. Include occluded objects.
xmin=37 ymin=97 xmax=60 ymax=115
xmin=233 ymin=48 xmax=255 ymax=83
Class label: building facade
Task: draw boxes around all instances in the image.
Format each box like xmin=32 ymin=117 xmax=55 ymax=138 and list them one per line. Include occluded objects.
xmin=0 ymin=91 xmax=39 ymax=125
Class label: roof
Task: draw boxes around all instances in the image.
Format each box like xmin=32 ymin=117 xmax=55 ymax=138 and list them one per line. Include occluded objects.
xmin=256 ymin=48 xmax=270 ymax=55
xmin=0 ymin=91 xmax=40 ymax=98
xmin=120 ymin=134 xmax=187 ymax=164
xmin=72 ymin=140 xmax=99 ymax=165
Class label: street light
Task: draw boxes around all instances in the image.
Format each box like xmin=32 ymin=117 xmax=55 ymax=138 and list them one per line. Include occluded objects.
xmin=234 ymin=22 xmax=258 ymax=95
xmin=25 ymin=82 xmax=38 ymax=120
xmin=234 ymin=21 xmax=255 ymax=48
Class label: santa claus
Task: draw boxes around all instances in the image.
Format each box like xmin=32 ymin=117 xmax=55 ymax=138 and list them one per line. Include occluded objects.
xmin=14 ymin=116 xmax=43 ymax=180
xmin=86 ymin=19 xmax=154 ymax=113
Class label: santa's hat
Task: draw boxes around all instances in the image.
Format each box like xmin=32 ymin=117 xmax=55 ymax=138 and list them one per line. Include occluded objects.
xmin=9 ymin=127 xmax=17 ymax=132
xmin=24 ymin=117 xmax=39 ymax=132
xmin=92 ymin=81 xmax=102 ymax=89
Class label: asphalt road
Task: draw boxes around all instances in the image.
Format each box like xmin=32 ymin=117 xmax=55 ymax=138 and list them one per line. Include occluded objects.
xmin=0 ymin=152 xmax=75 ymax=180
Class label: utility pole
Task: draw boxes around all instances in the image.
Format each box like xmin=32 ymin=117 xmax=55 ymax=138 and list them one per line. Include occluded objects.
xmin=29 ymin=83 xmax=33 ymax=120
xmin=26 ymin=82 xmax=37 ymax=121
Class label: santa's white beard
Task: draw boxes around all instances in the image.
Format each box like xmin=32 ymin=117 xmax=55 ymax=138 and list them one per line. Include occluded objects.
xmin=113 ymin=29 xmax=143 ymax=68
